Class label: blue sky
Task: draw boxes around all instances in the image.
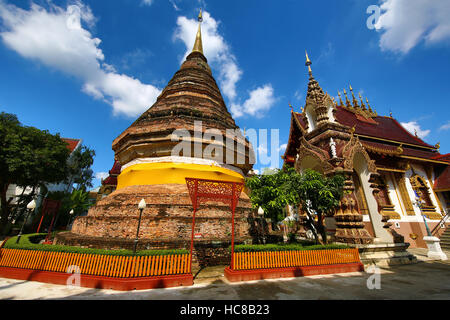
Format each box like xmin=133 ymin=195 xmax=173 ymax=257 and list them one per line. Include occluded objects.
xmin=0 ymin=0 xmax=449 ymax=189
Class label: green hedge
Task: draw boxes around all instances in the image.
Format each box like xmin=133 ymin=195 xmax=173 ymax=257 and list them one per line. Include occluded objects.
xmin=232 ymin=243 xmax=349 ymax=253
xmin=3 ymin=234 xmax=189 ymax=257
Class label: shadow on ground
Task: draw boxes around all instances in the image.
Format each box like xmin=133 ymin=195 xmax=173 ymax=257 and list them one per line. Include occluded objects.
xmin=19 ymin=260 xmax=446 ymax=300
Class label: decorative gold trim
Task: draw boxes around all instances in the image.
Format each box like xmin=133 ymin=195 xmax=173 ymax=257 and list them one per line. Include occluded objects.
xmin=390 ymin=172 xmax=406 ymax=216
xmin=394 ymin=172 xmax=416 ymax=216
xmin=362 ymin=142 xmax=402 ymax=156
xmin=377 ymin=167 xmax=407 ymax=173
xmin=399 ymin=156 xmax=449 ymax=165
xmin=354 ymin=134 xmax=438 ymax=151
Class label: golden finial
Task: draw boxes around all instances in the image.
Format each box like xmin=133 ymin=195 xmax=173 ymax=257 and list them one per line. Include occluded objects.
xmin=343 ymin=89 xmax=351 ymax=108
xmin=404 ymin=162 xmax=411 ymax=171
xmin=389 ymin=111 xmax=393 ymax=118
xmin=435 ymin=142 xmax=440 ymax=151
xmin=289 ymin=102 xmax=293 ymax=111
xmin=305 ymin=50 xmax=313 ymax=76
xmin=337 ymin=91 xmax=343 ymax=105
xmin=359 ymin=93 xmax=366 ymax=110
xmin=192 ymin=10 xmax=204 ymax=54
xmin=365 ymin=97 xmax=373 ymax=112
xmin=349 ymin=85 xmax=359 ymax=108
xmin=301 ymin=106 xmax=305 ymax=113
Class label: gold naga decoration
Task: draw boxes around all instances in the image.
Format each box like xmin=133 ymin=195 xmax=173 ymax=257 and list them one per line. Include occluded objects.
xmin=337 ymin=85 xmax=377 ymax=119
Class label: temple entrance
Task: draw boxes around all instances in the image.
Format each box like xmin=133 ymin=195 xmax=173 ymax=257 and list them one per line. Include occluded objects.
xmin=185 ymin=178 xmax=245 ymax=275
xmin=353 ymin=152 xmax=393 ymax=243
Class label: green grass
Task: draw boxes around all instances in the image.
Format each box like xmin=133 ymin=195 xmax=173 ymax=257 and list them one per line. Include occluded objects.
xmin=232 ymin=243 xmax=349 ymax=253
xmin=3 ymin=233 xmax=189 ymax=257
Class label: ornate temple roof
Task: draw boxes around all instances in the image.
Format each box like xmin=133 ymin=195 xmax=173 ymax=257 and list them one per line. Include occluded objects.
xmin=102 ymin=160 xmax=122 ymax=186
xmin=284 ymin=107 xmax=444 ymax=164
xmin=333 ymin=106 xmax=434 ymax=148
xmin=434 ymin=165 xmax=450 ymax=191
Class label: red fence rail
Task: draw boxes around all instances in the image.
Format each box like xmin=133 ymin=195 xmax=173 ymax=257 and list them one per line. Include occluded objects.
xmin=0 ymin=249 xmax=191 ymax=278
xmin=233 ymin=248 xmax=360 ymax=270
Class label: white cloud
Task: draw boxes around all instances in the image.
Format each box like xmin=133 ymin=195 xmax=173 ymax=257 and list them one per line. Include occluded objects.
xmin=0 ymin=1 xmax=161 ymax=117
xmin=94 ymin=172 xmax=109 ymax=180
xmin=400 ymin=121 xmax=430 ymax=139
xmin=278 ymin=143 xmax=287 ymax=153
xmin=374 ymin=0 xmax=450 ymax=54
xmin=231 ymin=84 xmax=276 ymax=119
xmin=141 ymin=0 xmax=154 ymax=6
xmin=257 ymin=145 xmax=268 ymax=157
xmin=439 ymin=121 xmax=450 ymax=131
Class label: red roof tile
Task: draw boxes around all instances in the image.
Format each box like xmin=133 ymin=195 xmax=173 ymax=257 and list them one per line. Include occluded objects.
xmin=102 ymin=161 xmax=121 ymax=187
xmin=109 ymin=160 xmax=122 ymax=175
xmin=102 ymin=176 xmax=117 ymax=186
xmin=434 ymin=166 xmax=450 ymax=191
xmin=333 ymin=107 xmax=434 ymax=148
xmin=61 ymin=138 xmax=81 ymax=153
xmin=431 ymin=153 xmax=450 ymax=162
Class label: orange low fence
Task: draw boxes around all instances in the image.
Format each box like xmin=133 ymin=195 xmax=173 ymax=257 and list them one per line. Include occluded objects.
xmin=0 ymin=249 xmax=191 ymax=278
xmin=233 ymin=248 xmax=360 ymax=271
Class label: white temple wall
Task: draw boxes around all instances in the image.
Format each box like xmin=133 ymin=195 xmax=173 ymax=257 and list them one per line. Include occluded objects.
xmin=354 ymin=153 xmax=393 ymax=243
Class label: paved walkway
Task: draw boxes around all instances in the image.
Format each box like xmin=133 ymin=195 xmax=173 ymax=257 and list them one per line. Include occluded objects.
xmin=0 ymin=251 xmax=449 ymax=300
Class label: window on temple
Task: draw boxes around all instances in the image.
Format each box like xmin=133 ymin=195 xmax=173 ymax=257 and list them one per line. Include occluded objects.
xmin=409 ymin=174 xmax=433 ymax=207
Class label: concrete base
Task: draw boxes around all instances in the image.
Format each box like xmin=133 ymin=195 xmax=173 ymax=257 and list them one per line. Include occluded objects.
xmin=224 ymin=263 xmax=364 ymax=283
xmin=423 ymin=236 xmax=448 ymax=261
xmin=0 ymin=267 xmax=193 ymax=291
xmin=350 ymin=242 xmax=418 ymax=267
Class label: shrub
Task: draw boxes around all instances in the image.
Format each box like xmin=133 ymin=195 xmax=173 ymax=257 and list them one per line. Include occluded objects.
xmin=232 ymin=243 xmax=349 ymax=253
xmin=4 ymin=234 xmax=189 ymax=257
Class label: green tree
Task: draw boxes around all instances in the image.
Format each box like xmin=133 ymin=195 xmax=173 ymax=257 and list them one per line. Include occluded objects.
xmin=284 ymin=169 xmax=345 ymax=244
xmin=0 ymin=112 xmax=70 ymax=232
xmin=245 ymin=166 xmax=299 ymax=227
xmin=246 ymin=167 xmax=344 ymax=244
xmin=66 ymin=145 xmax=96 ymax=191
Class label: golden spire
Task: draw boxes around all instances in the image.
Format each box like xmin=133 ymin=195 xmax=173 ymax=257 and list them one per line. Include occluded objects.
xmin=337 ymin=91 xmax=343 ymax=105
xmin=305 ymin=50 xmax=313 ymax=76
xmin=359 ymin=93 xmax=366 ymax=110
xmin=192 ymin=10 xmax=204 ymax=54
xmin=366 ymin=97 xmax=374 ymax=113
xmin=343 ymin=89 xmax=351 ymax=108
xmin=349 ymin=85 xmax=359 ymax=108
xmin=289 ymin=102 xmax=293 ymax=111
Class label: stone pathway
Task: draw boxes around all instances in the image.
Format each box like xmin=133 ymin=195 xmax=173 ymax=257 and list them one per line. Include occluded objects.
xmin=0 ymin=256 xmax=449 ymax=300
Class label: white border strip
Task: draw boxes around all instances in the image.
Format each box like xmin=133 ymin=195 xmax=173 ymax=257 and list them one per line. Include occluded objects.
xmin=121 ymin=156 xmax=244 ymax=176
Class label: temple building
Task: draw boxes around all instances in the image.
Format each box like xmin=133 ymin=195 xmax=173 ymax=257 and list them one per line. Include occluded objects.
xmin=57 ymin=12 xmax=254 ymax=260
xmin=94 ymin=160 xmax=122 ymax=203
xmin=283 ymin=53 xmax=450 ymax=248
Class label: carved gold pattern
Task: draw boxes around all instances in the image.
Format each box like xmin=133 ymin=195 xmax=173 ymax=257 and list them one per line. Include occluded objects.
xmin=394 ymin=172 xmax=415 ymax=216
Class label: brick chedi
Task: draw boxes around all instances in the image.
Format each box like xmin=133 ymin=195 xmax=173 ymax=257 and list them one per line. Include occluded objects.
xmin=59 ymin=12 xmax=255 ymax=262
